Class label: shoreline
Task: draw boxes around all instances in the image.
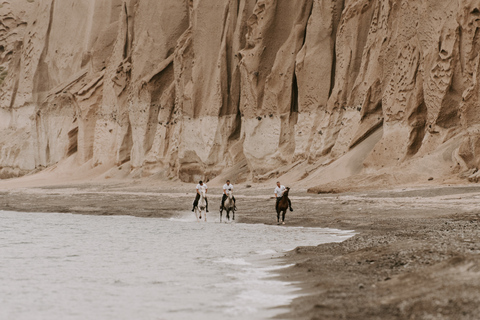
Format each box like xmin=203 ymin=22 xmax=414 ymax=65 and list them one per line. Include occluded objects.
xmin=2 ymin=182 xmax=480 ymax=319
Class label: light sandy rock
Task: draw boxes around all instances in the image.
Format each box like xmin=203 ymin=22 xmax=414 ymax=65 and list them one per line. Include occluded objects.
xmin=3 ymin=0 xmax=480 ymax=188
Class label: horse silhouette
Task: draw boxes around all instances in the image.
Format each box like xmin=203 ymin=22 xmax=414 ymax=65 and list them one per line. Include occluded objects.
xmin=220 ymin=190 xmax=235 ymax=222
xmin=194 ymin=189 xmax=207 ymax=222
xmin=276 ymin=187 xmax=290 ymax=224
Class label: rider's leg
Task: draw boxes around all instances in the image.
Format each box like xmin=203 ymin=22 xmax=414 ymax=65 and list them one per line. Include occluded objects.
xmin=233 ymin=196 xmax=237 ymax=210
xmin=288 ymin=198 xmax=293 ymax=211
xmin=206 ymin=198 xmax=209 ymax=212
xmin=192 ymin=194 xmax=200 ymax=211
xmin=220 ymin=194 xmax=227 ymax=210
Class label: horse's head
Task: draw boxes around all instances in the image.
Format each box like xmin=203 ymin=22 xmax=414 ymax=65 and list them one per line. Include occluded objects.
xmin=200 ymin=189 xmax=206 ymax=198
xmin=228 ymin=189 xmax=233 ymax=198
xmin=284 ymin=187 xmax=290 ymax=196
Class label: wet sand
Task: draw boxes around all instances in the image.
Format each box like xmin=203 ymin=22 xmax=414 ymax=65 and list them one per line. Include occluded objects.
xmin=1 ymin=182 xmax=480 ymax=319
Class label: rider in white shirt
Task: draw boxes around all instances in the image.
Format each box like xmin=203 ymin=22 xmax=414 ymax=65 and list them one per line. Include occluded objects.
xmin=192 ymin=181 xmax=209 ymax=212
xmin=220 ymin=180 xmax=236 ymax=211
xmin=274 ymin=181 xmax=292 ymax=211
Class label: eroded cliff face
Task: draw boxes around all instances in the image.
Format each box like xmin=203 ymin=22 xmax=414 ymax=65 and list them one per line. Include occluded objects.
xmin=2 ymin=0 xmax=480 ymax=186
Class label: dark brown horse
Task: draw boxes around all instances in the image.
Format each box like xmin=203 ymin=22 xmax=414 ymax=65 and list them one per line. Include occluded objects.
xmin=276 ymin=187 xmax=290 ymax=224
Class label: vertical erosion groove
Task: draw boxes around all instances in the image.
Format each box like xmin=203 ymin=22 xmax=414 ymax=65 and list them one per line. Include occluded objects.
xmin=8 ymin=41 xmax=23 ymax=109
xmin=228 ymin=107 xmax=242 ymax=141
xmin=328 ymin=0 xmax=345 ymax=99
xmin=119 ymin=121 xmax=133 ymax=165
xmin=123 ymin=2 xmax=129 ymax=59
xmin=45 ymin=141 xmax=50 ymax=165
xmin=407 ymin=101 xmax=427 ymax=157
xmin=67 ymin=127 xmax=79 ymax=156
xmin=290 ymin=72 xmax=299 ymax=114
xmin=33 ymin=0 xmax=56 ymax=101
xmin=329 ymin=41 xmax=336 ymax=99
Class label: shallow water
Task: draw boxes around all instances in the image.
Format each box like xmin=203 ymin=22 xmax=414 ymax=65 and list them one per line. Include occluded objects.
xmin=0 ymin=210 xmax=354 ymax=320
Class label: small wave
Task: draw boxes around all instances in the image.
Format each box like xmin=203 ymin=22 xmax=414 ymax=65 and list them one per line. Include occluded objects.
xmin=237 ymin=289 xmax=294 ymax=305
xmin=214 ymin=257 xmax=251 ymax=266
xmin=258 ymin=263 xmax=295 ymax=271
xmin=255 ymin=249 xmax=277 ymax=255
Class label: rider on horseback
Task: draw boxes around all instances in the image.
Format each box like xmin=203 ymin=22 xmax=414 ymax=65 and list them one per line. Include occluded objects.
xmin=275 ymin=181 xmax=293 ymax=212
xmin=192 ymin=181 xmax=209 ymax=212
xmin=220 ymin=180 xmax=237 ymax=211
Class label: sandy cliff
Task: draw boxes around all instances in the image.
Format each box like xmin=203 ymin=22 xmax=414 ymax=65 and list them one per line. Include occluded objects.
xmin=1 ymin=0 xmax=480 ymax=189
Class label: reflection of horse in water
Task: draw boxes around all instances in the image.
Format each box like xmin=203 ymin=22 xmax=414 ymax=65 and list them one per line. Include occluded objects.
xmin=220 ymin=190 xmax=235 ymax=223
xmin=276 ymin=187 xmax=290 ymax=225
xmin=194 ymin=189 xmax=207 ymax=222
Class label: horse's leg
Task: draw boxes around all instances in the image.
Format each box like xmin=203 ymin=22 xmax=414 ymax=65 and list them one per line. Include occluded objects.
xmin=194 ymin=207 xmax=199 ymax=221
xmin=204 ymin=209 xmax=207 ymax=222
xmin=226 ymin=208 xmax=230 ymax=221
xmin=277 ymin=210 xmax=280 ymax=223
xmin=232 ymin=207 xmax=235 ymax=221
xmin=220 ymin=208 xmax=222 ymax=223
xmin=282 ymin=210 xmax=286 ymax=224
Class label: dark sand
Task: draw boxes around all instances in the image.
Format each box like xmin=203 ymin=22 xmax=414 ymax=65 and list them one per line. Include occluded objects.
xmin=1 ymin=183 xmax=480 ymax=319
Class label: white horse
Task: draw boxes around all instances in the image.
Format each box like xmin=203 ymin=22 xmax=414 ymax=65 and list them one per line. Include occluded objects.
xmin=220 ymin=190 xmax=235 ymax=223
xmin=194 ymin=189 xmax=207 ymax=222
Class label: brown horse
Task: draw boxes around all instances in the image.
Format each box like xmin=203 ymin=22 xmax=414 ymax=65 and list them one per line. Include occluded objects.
xmin=276 ymin=187 xmax=290 ymax=224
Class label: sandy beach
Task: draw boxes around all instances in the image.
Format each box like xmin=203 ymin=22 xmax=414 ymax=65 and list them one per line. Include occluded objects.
xmin=1 ymin=179 xmax=480 ymax=319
